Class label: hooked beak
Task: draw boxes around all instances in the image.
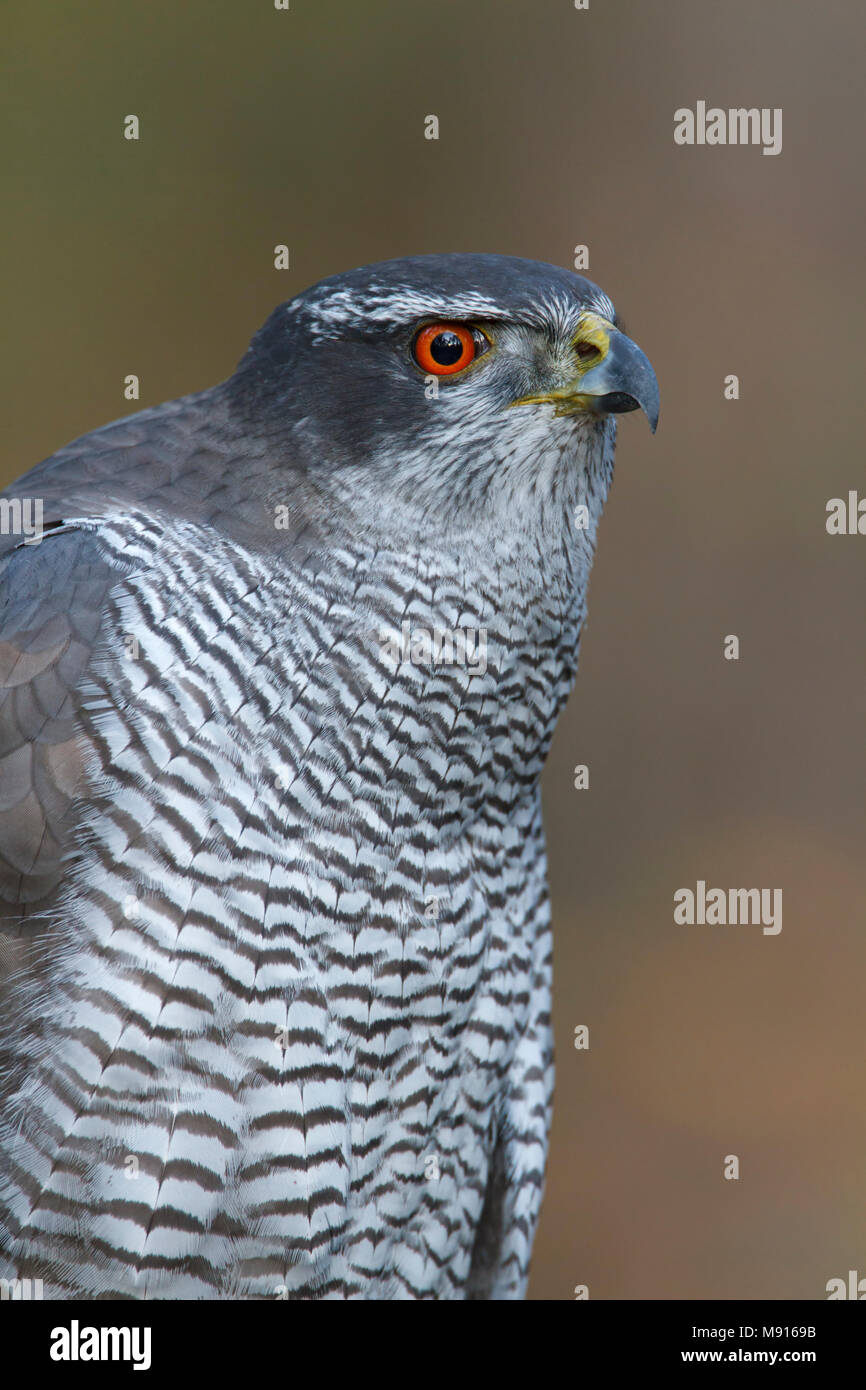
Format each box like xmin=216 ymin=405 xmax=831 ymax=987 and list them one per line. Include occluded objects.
xmin=511 ymin=312 xmax=660 ymax=433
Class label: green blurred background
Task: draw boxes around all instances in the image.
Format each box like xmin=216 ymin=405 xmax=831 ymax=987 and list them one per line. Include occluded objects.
xmin=2 ymin=0 xmax=863 ymax=1299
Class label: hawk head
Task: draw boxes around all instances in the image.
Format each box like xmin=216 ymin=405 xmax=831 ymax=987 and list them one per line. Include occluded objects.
xmin=228 ymin=253 xmax=658 ymax=534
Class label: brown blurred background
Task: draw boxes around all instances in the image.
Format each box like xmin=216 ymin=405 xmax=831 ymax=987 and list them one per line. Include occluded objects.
xmin=2 ymin=0 xmax=863 ymax=1300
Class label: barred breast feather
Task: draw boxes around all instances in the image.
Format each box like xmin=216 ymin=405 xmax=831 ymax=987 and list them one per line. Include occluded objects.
xmin=0 ymin=389 xmax=611 ymax=1298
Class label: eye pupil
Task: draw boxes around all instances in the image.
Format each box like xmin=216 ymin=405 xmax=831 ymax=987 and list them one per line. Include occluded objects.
xmin=429 ymin=331 xmax=464 ymax=365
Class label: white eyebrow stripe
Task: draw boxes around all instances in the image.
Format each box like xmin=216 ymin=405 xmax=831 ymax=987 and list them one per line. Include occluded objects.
xmin=298 ymin=286 xmax=505 ymax=336
xmin=296 ymin=282 xmax=618 ymax=341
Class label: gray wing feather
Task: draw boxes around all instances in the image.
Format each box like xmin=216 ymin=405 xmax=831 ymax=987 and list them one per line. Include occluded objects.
xmin=0 ymin=527 xmax=121 ymax=927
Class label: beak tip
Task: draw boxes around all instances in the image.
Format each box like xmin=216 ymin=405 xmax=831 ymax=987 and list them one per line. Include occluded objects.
xmin=642 ymin=380 xmax=660 ymax=435
xmin=640 ymin=380 xmax=660 ymax=434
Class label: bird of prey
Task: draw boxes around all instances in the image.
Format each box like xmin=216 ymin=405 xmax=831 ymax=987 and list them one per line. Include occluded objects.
xmin=0 ymin=254 xmax=657 ymax=1300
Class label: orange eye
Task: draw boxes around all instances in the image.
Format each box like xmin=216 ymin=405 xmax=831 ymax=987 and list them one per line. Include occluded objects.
xmin=413 ymin=323 xmax=479 ymax=376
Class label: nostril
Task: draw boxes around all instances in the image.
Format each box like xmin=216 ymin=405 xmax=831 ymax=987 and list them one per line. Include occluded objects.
xmin=576 ymin=341 xmax=601 ymax=362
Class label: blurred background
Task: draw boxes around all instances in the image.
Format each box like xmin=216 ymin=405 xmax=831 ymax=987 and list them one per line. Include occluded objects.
xmin=2 ymin=0 xmax=863 ymax=1299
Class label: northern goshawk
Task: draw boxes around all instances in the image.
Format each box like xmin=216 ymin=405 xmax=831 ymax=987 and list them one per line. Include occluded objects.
xmin=0 ymin=254 xmax=658 ymax=1299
